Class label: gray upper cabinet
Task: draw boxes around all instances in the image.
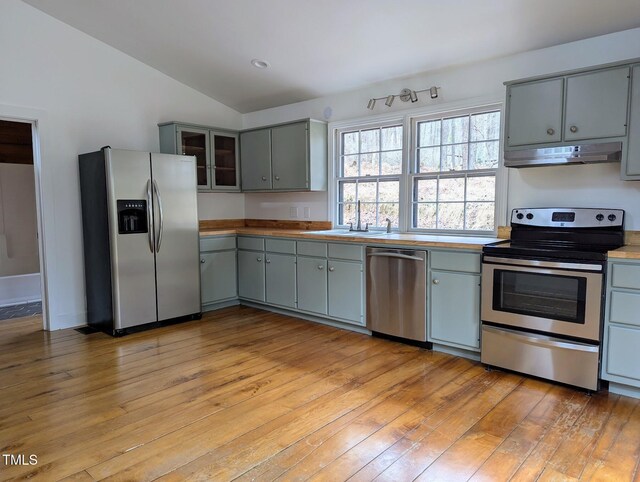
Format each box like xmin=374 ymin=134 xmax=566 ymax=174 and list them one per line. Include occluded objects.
xmin=240 ymin=129 xmax=272 ymax=190
xmin=564 ymin=67 xmax=630 ymax=141
xmin=159 ymin=122 xmax=240 ymax=191
xmin=240 ymin=119 xmax=327 ymax=192
xmin=623 ymin=64 xmax=640 ymax=179
xmin=271 ymin=122 xmax=308 ymax=190
xmin=506 ymin=78 xmax=564 ymax=147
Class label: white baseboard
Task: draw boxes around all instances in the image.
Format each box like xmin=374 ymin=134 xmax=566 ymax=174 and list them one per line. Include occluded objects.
xmin=0 ymin=273 xmax=41 ymax=307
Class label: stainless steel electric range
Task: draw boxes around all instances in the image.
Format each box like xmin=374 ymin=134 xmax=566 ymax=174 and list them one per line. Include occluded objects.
xmin=481 ymin=207 xmax=625 ymax=391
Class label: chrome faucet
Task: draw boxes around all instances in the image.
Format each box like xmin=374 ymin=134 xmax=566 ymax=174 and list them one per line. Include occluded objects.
xmin=349 ymin=200 xmax=369 ymax=232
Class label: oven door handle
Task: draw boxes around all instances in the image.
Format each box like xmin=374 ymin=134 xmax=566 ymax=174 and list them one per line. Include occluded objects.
xmin=482 ymin=325 xmax=599 ymax=353
xmin=482 ymin=256 xmax=602 ymax=272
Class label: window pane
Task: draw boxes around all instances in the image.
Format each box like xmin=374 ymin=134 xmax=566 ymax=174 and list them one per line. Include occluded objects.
xmin=339 ymin=181 xmax=356 ymax=202
xmin=415 ymin=203 xmax=437 ymax=229
xmin=358 ymin=181 xmax=377 ymax=202
xmin=438 ymin=203 xmax=465 ymax=230
xmin=438 ymin=177 xmax=465 ymax=202
xmin=378 ymin=203 xmax=399 ymax=227
xmin=470 ymin=111 xmax=500 ymax=141
xmin=466 ymin=176 xmax=495 ymax=201
xmin=442 ymin=144 xmax=468 ymax=171
xmin=381 ymin=150 xmax=402 ymax=175
xmin=418 ymin=147 xmax=440 ymax=173
xmin=442 ymin=116 xmax=469 ymax=144
xmin=381 ymin=126 xmax=402 ymax=151
xmin=418 ymin=120 xmax=441 ymax=147
xmin=360 ymin=153 xmax=379 ymax=176
xmin=360 ymin=203 xmax=377 ymax=226
xmin=342 ymin=154 xmax=359 ymax=177
xmin=360 ymin=128 xmax=379 ymax=153
xmin=469 ymin=141 xmax=499 ymax=169
xmin=415 ymin=179 xmax=437 ymax=202
xmin=466 ymin=202 xmax=494 ymax=230
xmin=342 ymin=131 xmax=359 ymax=155
xmin=340 ymin=203 xmax=356 ymax=225
xmin=378 ymin=180 xmax=399 ymax=202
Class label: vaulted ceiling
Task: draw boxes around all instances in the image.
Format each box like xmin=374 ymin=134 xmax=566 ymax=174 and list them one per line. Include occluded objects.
xmin=23 ymin=0 xmax=640 ymax=113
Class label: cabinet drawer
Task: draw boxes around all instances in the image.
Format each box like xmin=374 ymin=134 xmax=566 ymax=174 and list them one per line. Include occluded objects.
xmin=200 ymin=236 xmax=236 ymax=252
xmin=611 ymin=263 xmax=640 ymax=290
xmin=237 ymin=236 xmax=264 ymax=251
xmin=606 ymin=325 xmax=640 ymax=381
xmin=430 ymin=250 xmax=481 ymax=273
xmin=328 ymin=243 xmax=363 ymax=261
xmin=297 ymin=241 xmax=327 ymax=257
xmin=610 ymin=290 xmax=640 ymax=327
xmin=265 ymin=238 xmax=296 ymax=254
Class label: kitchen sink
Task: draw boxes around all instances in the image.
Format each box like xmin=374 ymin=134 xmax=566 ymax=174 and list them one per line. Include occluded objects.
xmin=306 ymin=229 xmax=392 ymax=238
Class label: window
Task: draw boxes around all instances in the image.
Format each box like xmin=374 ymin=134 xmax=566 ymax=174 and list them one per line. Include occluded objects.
xmin=332 ymin=104 xmax=502 ymax=234
xmin=336 ymin=123 xmax=403 ymax=228
xmin=411 ymin=109 xmax=500 ymax=232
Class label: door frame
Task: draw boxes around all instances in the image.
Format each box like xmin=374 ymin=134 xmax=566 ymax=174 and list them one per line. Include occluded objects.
xmin=0 ymin=106 xmax=50 ymax=331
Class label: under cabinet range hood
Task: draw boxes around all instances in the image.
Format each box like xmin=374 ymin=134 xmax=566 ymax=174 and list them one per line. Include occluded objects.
xmin=504 ymin=142 xmax=623 ymax=168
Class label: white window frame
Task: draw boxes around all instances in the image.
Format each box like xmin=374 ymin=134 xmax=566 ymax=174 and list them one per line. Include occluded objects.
xmin=328 ymin=96 xmax=507 ymax=235
xmin=408 ymin=104 xmax=503 ymax=235
xmin=334 ymin=119 xmax=405 ymax=230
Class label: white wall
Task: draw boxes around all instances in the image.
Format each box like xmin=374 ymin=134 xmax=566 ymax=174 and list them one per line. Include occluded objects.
xmin=0 ymin=0 xmax=243 ymax=329
xmin=242 ymin=28 xmax=640 ymax=228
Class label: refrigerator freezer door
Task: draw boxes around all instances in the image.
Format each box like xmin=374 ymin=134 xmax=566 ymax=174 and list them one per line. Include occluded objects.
xmin=151 ymin=153 xmax=201 ymax=321
xmin=105 ymin=149 xmax=157 ymax=329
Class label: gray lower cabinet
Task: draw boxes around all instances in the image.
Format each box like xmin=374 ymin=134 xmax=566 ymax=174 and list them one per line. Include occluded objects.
xmin=428 ymin=250 xmax=481 ymax=351
xmin=238 ymin=249 xmax=266 ymax=302
xmin=328 ymin=259 xmax=364 ymax=325
xmin=200 ymin=236 xmax=237 ymax=310
xmin=297 ymin=257 xmax=328 ymax=315
xmin=602 ymin=259 xmax=640 ymax=397
xmin=265 ymin=253 xmax=296 ymax=308
xmin=430 ymin=270 xmax=481 ymax=350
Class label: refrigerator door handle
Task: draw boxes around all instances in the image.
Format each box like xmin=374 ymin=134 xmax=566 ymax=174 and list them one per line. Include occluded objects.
xmin=146 ymin=179 xmax=154 ymax=253
xmin=153 ymin=179 xmax=164 ymax=252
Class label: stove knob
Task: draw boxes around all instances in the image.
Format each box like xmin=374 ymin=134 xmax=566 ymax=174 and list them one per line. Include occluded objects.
xmin=608 ymin=214 xmax=617 ymax=222
xmin=516 ymin=213 xmax=524 ymax=220
xmin=526 ymin=213 xmax=534 ymax=220
xmin=596 ymin=213 xmax=604 ymax=221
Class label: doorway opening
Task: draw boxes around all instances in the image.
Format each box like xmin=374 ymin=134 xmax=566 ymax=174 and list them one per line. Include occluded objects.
xmin=0 ymin=119 xmax=42 ymax=323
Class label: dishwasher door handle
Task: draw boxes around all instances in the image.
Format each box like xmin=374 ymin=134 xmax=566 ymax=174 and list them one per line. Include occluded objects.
xmin=366 ymin=252 xmax=425 ymax=262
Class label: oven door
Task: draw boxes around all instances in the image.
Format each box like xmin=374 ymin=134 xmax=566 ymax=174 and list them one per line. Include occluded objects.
xmin=481 ymin=256 xmax=603 ymax=341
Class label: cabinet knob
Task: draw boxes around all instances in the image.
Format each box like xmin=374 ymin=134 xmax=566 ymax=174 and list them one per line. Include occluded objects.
xmin=546 ymin=128 xmax=555 ymax=136
xmin=200 ymin=259 xmax=205 ymax=264
xmin=570 ymin=125 xmax=578 ymax=133
xmin=328 ymin=266 xmax=335 ymax=272
xmin=432 ymin=279 xmax=440 ymax=285
xmin=265 ymin=258 xmax=271 ymax=264
xmin=261 ymin=176 xmax=267 ymax=181
xmin=274 ymin=176 xmax=280 ymax=181
xmin=257 ymin=257 xmax=262 ymax=262
xmin=317 ymin=264 xmax=324 ymax=270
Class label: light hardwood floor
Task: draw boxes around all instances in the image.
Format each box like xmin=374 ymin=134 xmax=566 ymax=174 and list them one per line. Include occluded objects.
xmin=0 ymin=306 xmax=639 ymax=481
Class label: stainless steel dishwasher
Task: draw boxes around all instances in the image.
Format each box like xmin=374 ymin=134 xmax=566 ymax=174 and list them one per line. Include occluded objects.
xmin=366 ymin=247 xmax=428 ymax=344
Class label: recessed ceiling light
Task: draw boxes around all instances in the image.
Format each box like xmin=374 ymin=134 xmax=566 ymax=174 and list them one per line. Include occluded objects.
xmin=251 ymin=59 xmax=270 ymax=69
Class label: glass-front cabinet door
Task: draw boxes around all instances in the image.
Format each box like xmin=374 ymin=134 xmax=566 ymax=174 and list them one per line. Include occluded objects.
xmin=177 ymin=127 xmax=210 ymax=190
xmin=211 ymin=131 xmax=239 ymax=190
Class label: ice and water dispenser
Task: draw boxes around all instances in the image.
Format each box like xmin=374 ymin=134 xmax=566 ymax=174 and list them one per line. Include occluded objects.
xmin=117 ymin=200 xmax=148 ymax=234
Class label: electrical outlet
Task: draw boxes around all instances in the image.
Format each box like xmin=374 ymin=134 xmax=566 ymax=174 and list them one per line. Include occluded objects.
xmin=304 ymin=207 xmax=311 ymax=219
xmin=290 ymin=207 xmax=299 ymax=219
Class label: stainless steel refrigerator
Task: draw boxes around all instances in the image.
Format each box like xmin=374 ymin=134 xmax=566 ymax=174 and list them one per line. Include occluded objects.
xmin=79 ymin=147 xmax=201 ymax=335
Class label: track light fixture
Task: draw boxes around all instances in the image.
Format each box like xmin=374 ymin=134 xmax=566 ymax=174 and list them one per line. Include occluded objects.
xmin=367 ymin=86 xmax=440 ymax=110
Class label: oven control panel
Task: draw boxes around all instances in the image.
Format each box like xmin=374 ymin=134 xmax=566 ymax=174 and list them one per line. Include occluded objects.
xmin=511 ymin=208 xmax=624 ymax=228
